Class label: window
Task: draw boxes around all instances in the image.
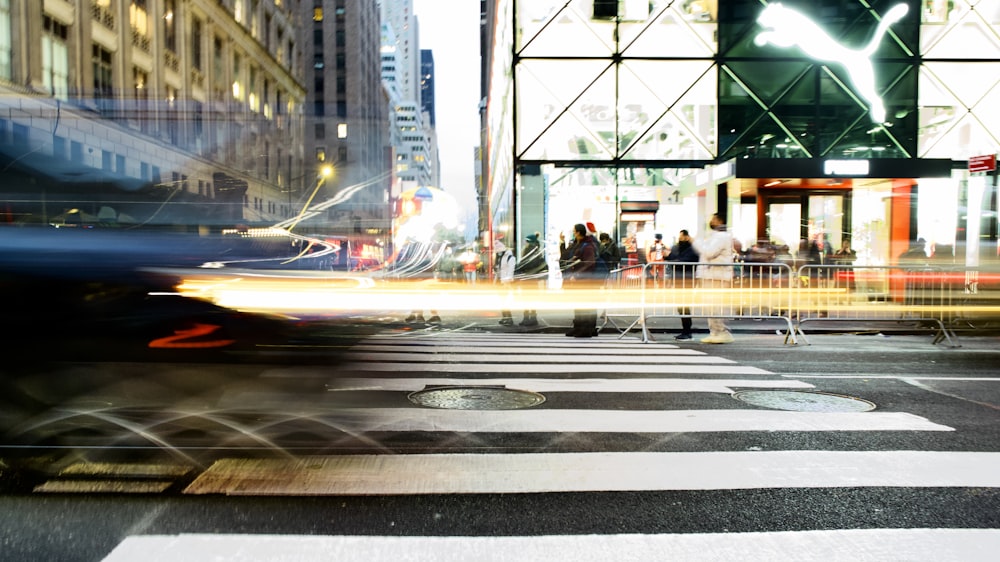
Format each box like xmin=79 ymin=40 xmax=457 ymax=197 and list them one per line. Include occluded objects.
xmin=42 ymin=17 xmax=69 ymax=101
xmin=164 ymin=0 xmax=177 ymax=52
xmin=315 ymin=123 xmax=325 ymax=139
xmin=337 ymin=123 xmax=347 ymax=139
xmin=316 ymin=147 xmax=326 ymax=161
xmin=0 ymin=0 xmax=11 ymax=80
xmin=92 ymin=44 xmax=114 ymax=114
xmin=191 ymin=18 xmax=203 ymax=70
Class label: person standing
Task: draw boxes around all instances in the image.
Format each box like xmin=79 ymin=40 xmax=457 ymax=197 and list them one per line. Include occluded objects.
xmin=495 ymin=240 xmax=516 ymax=325
xmin=694 ymin=214 xmax=735 ymax=344
xmin=517 ymin=232 xmax=546 ymax=326
xmin=598 ymin=232 xmax=621 ymax=269
xmin=647 ymin=233 xmax=668 ymax=285
xmin=666 ymin=229 xmax=699 ymax=340
xmin=565 ymin=223 xmax=599 ymax=338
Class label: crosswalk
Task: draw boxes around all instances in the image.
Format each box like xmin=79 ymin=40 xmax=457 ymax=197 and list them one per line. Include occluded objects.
xmin=102 ymin=332 xmax=1000 ymax=561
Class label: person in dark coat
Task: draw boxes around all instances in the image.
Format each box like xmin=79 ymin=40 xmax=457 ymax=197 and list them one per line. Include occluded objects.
xmin=666 ymin=229 xmax=700 ymax=340
xmin=517 ymin=232 xmax=546 ymax=326
xmin=565 ymin=223 xmax=599 ymax=338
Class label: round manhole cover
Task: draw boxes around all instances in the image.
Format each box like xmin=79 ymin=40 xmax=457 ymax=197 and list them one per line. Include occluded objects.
xmin=732 ymin=390 xmax=876 ymax=412
xmin=408 ymin=386 xmax=546 ymax=410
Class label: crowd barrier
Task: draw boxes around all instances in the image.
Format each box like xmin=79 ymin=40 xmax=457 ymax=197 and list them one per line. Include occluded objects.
xmin=597 ymin=261 xmax=994 ymax=347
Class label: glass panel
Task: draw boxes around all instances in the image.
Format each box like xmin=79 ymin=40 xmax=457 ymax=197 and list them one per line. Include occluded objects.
xmin=619 ymin=61 xmax=716 ymax=160
xmin=516 ymin=0 xmax=615 ymax=57
xmin=766 ymin=202 xmax=802 ymax=254
xmin=620 ymin=1 xmax=716 ymax=57
xmin=808 ymin=194 xmax=844 ymax=252
xmin=516 ymin=59 xmax=616 ymax=160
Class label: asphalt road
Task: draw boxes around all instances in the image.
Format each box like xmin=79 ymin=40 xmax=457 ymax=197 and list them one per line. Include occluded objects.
xmin=1 ymin=314 xmax=999 ymax=561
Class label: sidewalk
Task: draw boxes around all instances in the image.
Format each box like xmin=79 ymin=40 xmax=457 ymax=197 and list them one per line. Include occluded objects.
xmin=424 ymin=308 xmax=1000 ymax=350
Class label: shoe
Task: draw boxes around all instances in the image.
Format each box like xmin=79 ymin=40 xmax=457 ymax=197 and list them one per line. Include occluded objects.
xmin=674 ymin=333 xmax=693 ymax=340
xmin=701 ymin=332 xmax=734 ymax=344
xmin=519 ymin=317 xmax=538 ymax=327
xmin=415 ymin=315 xmax=425 ymax=323
xmin=499 ymin=317 xmax=514 ymax=326
xmin=405 ymin=314 xmax=417 ymax=322
xmin=427 ymin=315 xmax=441 ymax=324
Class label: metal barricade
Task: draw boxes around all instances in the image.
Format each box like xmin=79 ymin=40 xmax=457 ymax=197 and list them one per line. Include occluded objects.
xmin=600 ymin=265 xmax=646 ymax=339
xmin=609 ymin=261 xmax=797 ymax=344
xmin=793 ymin=264 xmax=959 ymax=346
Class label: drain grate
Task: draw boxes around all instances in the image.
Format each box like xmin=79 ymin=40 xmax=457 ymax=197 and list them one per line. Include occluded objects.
xmin=408 ymin=385 xmax=546 ymax=410
xmin=732 ymin=390 xmax=876 ymax=412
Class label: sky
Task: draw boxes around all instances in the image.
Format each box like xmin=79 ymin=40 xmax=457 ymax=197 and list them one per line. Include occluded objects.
xmin=412 ymin=0 xmax=482 ymax=236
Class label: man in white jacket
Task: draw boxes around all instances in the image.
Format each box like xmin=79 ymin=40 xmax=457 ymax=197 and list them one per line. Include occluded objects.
xmin=495 ymin=240 xmax=516 ymax=325
xmin=693 ymin=213 xmax=735 ymax=343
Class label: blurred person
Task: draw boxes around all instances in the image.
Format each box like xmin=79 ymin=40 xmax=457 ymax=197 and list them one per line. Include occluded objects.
xmin=495 ymin=240 xmax=516 ymax=325
xmin=517 ymin=232 xmax=547 ymax=326
xmin=460 ymin=248 xmax=480 ymax=284
xmin=694 ymin=214 xmax=735 ymax=344
xmin=598 ymin=232 xmax=621 ymax=269
xmin=666 ymin=229 xmax=700 ymax=340
xmin=565 ymin=223 xmax=600 ymax=338
xmin=833 ymin=239 xmax=857 ymax=264
xmin=647 ymin=233 xmax=668 ymax=285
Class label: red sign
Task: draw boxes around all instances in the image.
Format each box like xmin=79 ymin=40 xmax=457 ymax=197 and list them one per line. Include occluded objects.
xmin=969 ymin=154 xmax=996 ymax=173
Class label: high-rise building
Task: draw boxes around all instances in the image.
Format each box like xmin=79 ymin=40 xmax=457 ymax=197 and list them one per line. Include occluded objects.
xmin=0 ymin=0 xmax=306 ymax=227
xmin=300 ymin=0 xmax=391 ymax=248
xmin=380 ymin=6 xmax=432 ymax=193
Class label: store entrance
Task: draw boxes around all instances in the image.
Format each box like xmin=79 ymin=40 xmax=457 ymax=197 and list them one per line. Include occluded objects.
xmin=760 ymin=190 xmax=850 ymax=262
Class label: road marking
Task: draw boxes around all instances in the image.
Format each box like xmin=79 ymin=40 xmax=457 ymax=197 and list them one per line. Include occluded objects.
xmin=336 ymin=362 xmax=770 ymax=374
xmin=213 ymin=408 xmax=951 ymax=434
xmin=322 ymin=377 xmax=813 ymax=393
xmin=104 ymin=529 xmax=1000 ymax=562
xmin=352 ymin=344 xmax=707 ymax=355
xmin=185 ymin=450 xmax=990 ymax=495
xmin=342 ymin=352 xmax=735 ymax=364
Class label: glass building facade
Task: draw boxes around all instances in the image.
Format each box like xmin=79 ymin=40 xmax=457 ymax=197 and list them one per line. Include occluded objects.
xmin=486 ymin=0 xmax=1000 ymax=267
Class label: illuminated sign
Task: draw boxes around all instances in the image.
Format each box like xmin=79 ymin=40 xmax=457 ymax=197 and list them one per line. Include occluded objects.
xmin=824 ymin=159 xmax=870 ymax=176
xmin=755 ymin=3 xmax=909 ymax=123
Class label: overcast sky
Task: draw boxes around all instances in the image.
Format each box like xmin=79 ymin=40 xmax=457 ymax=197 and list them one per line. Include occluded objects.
xmin=412 ymin=0 xmax=482 ymax=235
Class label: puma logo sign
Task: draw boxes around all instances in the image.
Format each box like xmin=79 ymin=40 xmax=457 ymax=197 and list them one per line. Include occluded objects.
xmin=754 ymin=3 xmax=909 ymax=123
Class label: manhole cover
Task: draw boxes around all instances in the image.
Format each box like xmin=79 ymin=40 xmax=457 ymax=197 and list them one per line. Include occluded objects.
xmin=732 ymin=390 xmax=876 ymax=412
xmin=408 ymin=386 xmax=546 ymax=410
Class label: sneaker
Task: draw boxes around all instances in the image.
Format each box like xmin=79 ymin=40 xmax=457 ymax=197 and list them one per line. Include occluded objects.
xmin=427 ymin=315 xmax=441 ymax=324
xmin=404 ymin=314 xmax=417 ymax=322
xmin=519 ymin=317 xmax=538 ymax=327
xmin=674 ymin=333 xmax=693 ymax=340
xmin=701 ymin=332 xmax=734 ymax=344
xmin=499 ymin=317 xmax=514 ymax=326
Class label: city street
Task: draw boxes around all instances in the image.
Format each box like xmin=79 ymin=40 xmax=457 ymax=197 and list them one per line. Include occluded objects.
xmin=1 ymin=313 xmax=999 ymax=561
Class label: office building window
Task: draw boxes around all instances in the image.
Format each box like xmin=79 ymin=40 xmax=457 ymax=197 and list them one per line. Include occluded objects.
xmin=42 ymin=17 xmax=69 ymax=100
xmin=93 ymin=44 xmax=114 ymax=115
xmin=0 ymin=0 xmax=11 ymax=80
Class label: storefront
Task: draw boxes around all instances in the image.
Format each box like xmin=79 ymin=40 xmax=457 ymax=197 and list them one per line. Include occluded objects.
xmin=487 ymin=0 xmax=1000 ymax=267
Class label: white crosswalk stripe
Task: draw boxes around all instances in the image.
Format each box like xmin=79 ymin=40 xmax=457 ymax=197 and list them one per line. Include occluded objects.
xmin=107 ymin=333 xmax=998 ymax=560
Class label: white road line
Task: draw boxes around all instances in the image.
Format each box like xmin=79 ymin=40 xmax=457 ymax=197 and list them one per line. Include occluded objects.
xmin=336 ymin=363 xmax=769 ymax=374
xmin=323 ymin=378 xmax=812 ymax=393
xmin=184 ymin=450 xmax=989 ymax=496
xmin=284 ymin=409 xmax=951 ymax=434
xmin=352 ymin=344 xmax=707 ymax=355
xmin=103 ymin=529 xmax=1000 ymax=562
xmin=341 ymin=352 xmax=734 ymax=364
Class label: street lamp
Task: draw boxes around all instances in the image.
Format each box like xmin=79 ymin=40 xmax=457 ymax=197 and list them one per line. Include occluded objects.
xmin=285 ymin=163 xmax=336 ymax=233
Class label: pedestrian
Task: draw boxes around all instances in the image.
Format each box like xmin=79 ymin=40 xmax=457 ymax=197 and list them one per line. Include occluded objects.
xmin=565 ymin=223 xmax=600 ymax=338
xmin=693 ymin=213 xmax=735 ymax=344
xmin=495 ymin=240 xmax=516 ymax=325
xmin=460 ymin=248 xmax=480 ymax=284
xmin=517 ymin=232 xmax=546 ymax=326
xmin=598 ymin=232 xmax=621 ymax=269
xmin=647 ymin=233 xmax=668 ymax=285
xmin=666 ymin=229 xmax=699 ymax=340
